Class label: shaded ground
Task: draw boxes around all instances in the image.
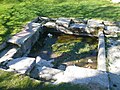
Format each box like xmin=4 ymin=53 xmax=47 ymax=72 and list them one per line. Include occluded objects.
xmin=29 ymin=32 xmax=98 ymax=69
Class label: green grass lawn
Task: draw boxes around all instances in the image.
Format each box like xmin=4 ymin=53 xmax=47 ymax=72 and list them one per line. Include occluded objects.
xmin=0 ymin=0 xmax=120 ymax=44
xmin=0 ymin=70 xmax=89 ymax=90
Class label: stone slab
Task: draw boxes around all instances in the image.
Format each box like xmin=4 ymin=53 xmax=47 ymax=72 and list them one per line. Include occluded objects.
xmin=56 ymin=18 xmax=72 ymax=28
xmin=6 ymin=57 xmax=36 ymax=74
xmin=97 ymin=31 xmax=106 ymax=71
xmin=103 ymin=21 xmax=116 ymax=26
xmin=70 ymin=18 xmax=87 ymax=24
xmin=39 ymin=66 xmax=63 ymax=80
xmin=7 ymin=23 xmax=41 ymax=56
xmin=104 ymin=26 xmax=120 ymax=35
xmin=7 ymin=23 xmax=40 ymax=47
xmin=54 ymin=66 xmax=109 ymax=90
xmin=44 ymin=22 xmax=56 ymax=28
xmin=0 ymin=48 xmax=18 ymax=64
xmin=109 ymin=73 xmax=120 ymax=90
xmin=30 ymin=66 xmax=63 ymax=80
xmin=70 ymin=23 xmax=86 ymax=31
xmin=107 ymin=45 xmax=120 ymax=75
xmin=87 ymin=19 xmax=104 ymax=28
xmin=56 ymin=25 xmax=73 ymax=34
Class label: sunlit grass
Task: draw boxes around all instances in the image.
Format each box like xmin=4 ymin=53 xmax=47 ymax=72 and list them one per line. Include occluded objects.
xmin=0 ymin=0 xmax=120 ymax=44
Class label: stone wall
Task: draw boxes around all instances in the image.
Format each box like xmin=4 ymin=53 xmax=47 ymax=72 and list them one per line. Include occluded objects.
xmin=0 ymin=16 xmax=120 ymax=90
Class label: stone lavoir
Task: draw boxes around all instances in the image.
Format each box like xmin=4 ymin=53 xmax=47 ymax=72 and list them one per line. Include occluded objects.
xmin=0 ymin=17 xmax=120 ymax=90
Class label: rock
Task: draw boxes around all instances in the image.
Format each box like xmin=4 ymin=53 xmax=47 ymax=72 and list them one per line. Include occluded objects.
xmin=8 ymin=23 xmax=40 ymax=47
xmin=48 ymin=59 xmax=54 ymax=63
xmin=39 ymin=66 xmax=63 ymax=80
xmin=30 ymin=66 xmax=40 ymax=78
xmin=56 ymin=25 xmax=73 ymax=34
xmin=70 ymin=18 xmax=86 ymax=24
xmin=85 ymin=27 xmax=99 ymax=36
xmin=115 ymin=21 xmax=120 ymax=27
xmin=104 ymin=26 xmax=120 ymax=34
xmin=107 ymin=38 xmax=120 ymax=90
xmin=87 ymin=19 xmax=104 ymax=28
xmin=103 ymin=21 xmax=116 ymax=26
xmin=47 ymin=33 xmax=53 ymax=38
xmin=7 ymin=22 xmax=41 ymax=55
xmin=44 ymin=22 xmax=56 ymax=28
xmin=0 ymin=47 xmax=18 ymax=64
xmin=107 ymin=45 xmax=120 ymax=75
xmin=87 ymin=59 xmax=93 ymax=63
xmin=84 ymin=19 xmax=104 ymax=36
xmin=6 ymin=57 xmax=36 ymax=74
xmin=109 ymin=73 xmax=120 ymax=90
xmin=32 ymin=23 xmax=41 ymax=28
xmin=58 ymin=64 xmax=66 ymax=70
xmin=54 ymin=66 xmax=109 ymax=90
xmin=36 ymin=56 xmax=54 ymax=67
xmin=39 ymin=17 xmax=50 ymax=21
xmin=56 ymin=18 xmax=72 ymax=28
xmin=97 ymin=31 xmax=106 ymax=71
xmin=70 ymin=23 xmax=86 ymax=32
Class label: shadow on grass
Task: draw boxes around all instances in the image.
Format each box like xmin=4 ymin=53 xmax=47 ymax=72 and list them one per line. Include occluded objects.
xmin=0 ymin=70 xmax=89 ymax=90
xmin=0 ymin=1 xmax=119 ymax=44
xmin=35 ymin=3 xmax=120 ymax=21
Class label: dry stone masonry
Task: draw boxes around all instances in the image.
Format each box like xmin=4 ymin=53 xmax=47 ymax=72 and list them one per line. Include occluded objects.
xmin=0 ymin=16 xmax=120 ymax=90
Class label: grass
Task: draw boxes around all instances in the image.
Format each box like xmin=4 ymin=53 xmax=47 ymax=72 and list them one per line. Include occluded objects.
xmin=51 ymin=34 xmax=98 ymax=68
xmin=0 ymin=70 xmax=89 ymax=90
xmin=0 ymin=0 xmax=120 ymax=44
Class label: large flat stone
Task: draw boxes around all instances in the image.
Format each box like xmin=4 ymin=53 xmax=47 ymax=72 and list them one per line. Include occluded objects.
xmin=44 ymin=22 xmax=56 ymax=28
xmin=87 ymin=19 xmax=104 ymax=28
xmin=107 ymin=45 xmax=120 ymax=75
xmin=109 ymin=73 xmax=120 ymax=90
xmin=97 ymin=31 xmax=106 ymax=71
xmin=104 ymin=26 xmax=120 ymax=35
xmin=6 ymin=57 xmax=36 ymax=74
xmin=30 ymin=66 xmax=63 ymax=80
xmin=39 ymin=66 xmax=63 ymax=80
xmin=0 ymin=47 xmax=18 ymax=64
xmin=70 ymin=18 xmax=87 ymax=24
xmin=7 ymin=23 xmax=41 ymax=55
xmin=56 ymin=18 xmax=72 ymax=28
xmin=70 ymin=23 xmax=86 ymax=32
xmin=56 ymin=25 xmax=73 ymax=34
xmin=8 ymin=23 xmax=40 ymax=47
xmin=54 ymin=66 xmax=109 ymax=90
xmin=103 ymin=21 xmax=116 ymax=26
